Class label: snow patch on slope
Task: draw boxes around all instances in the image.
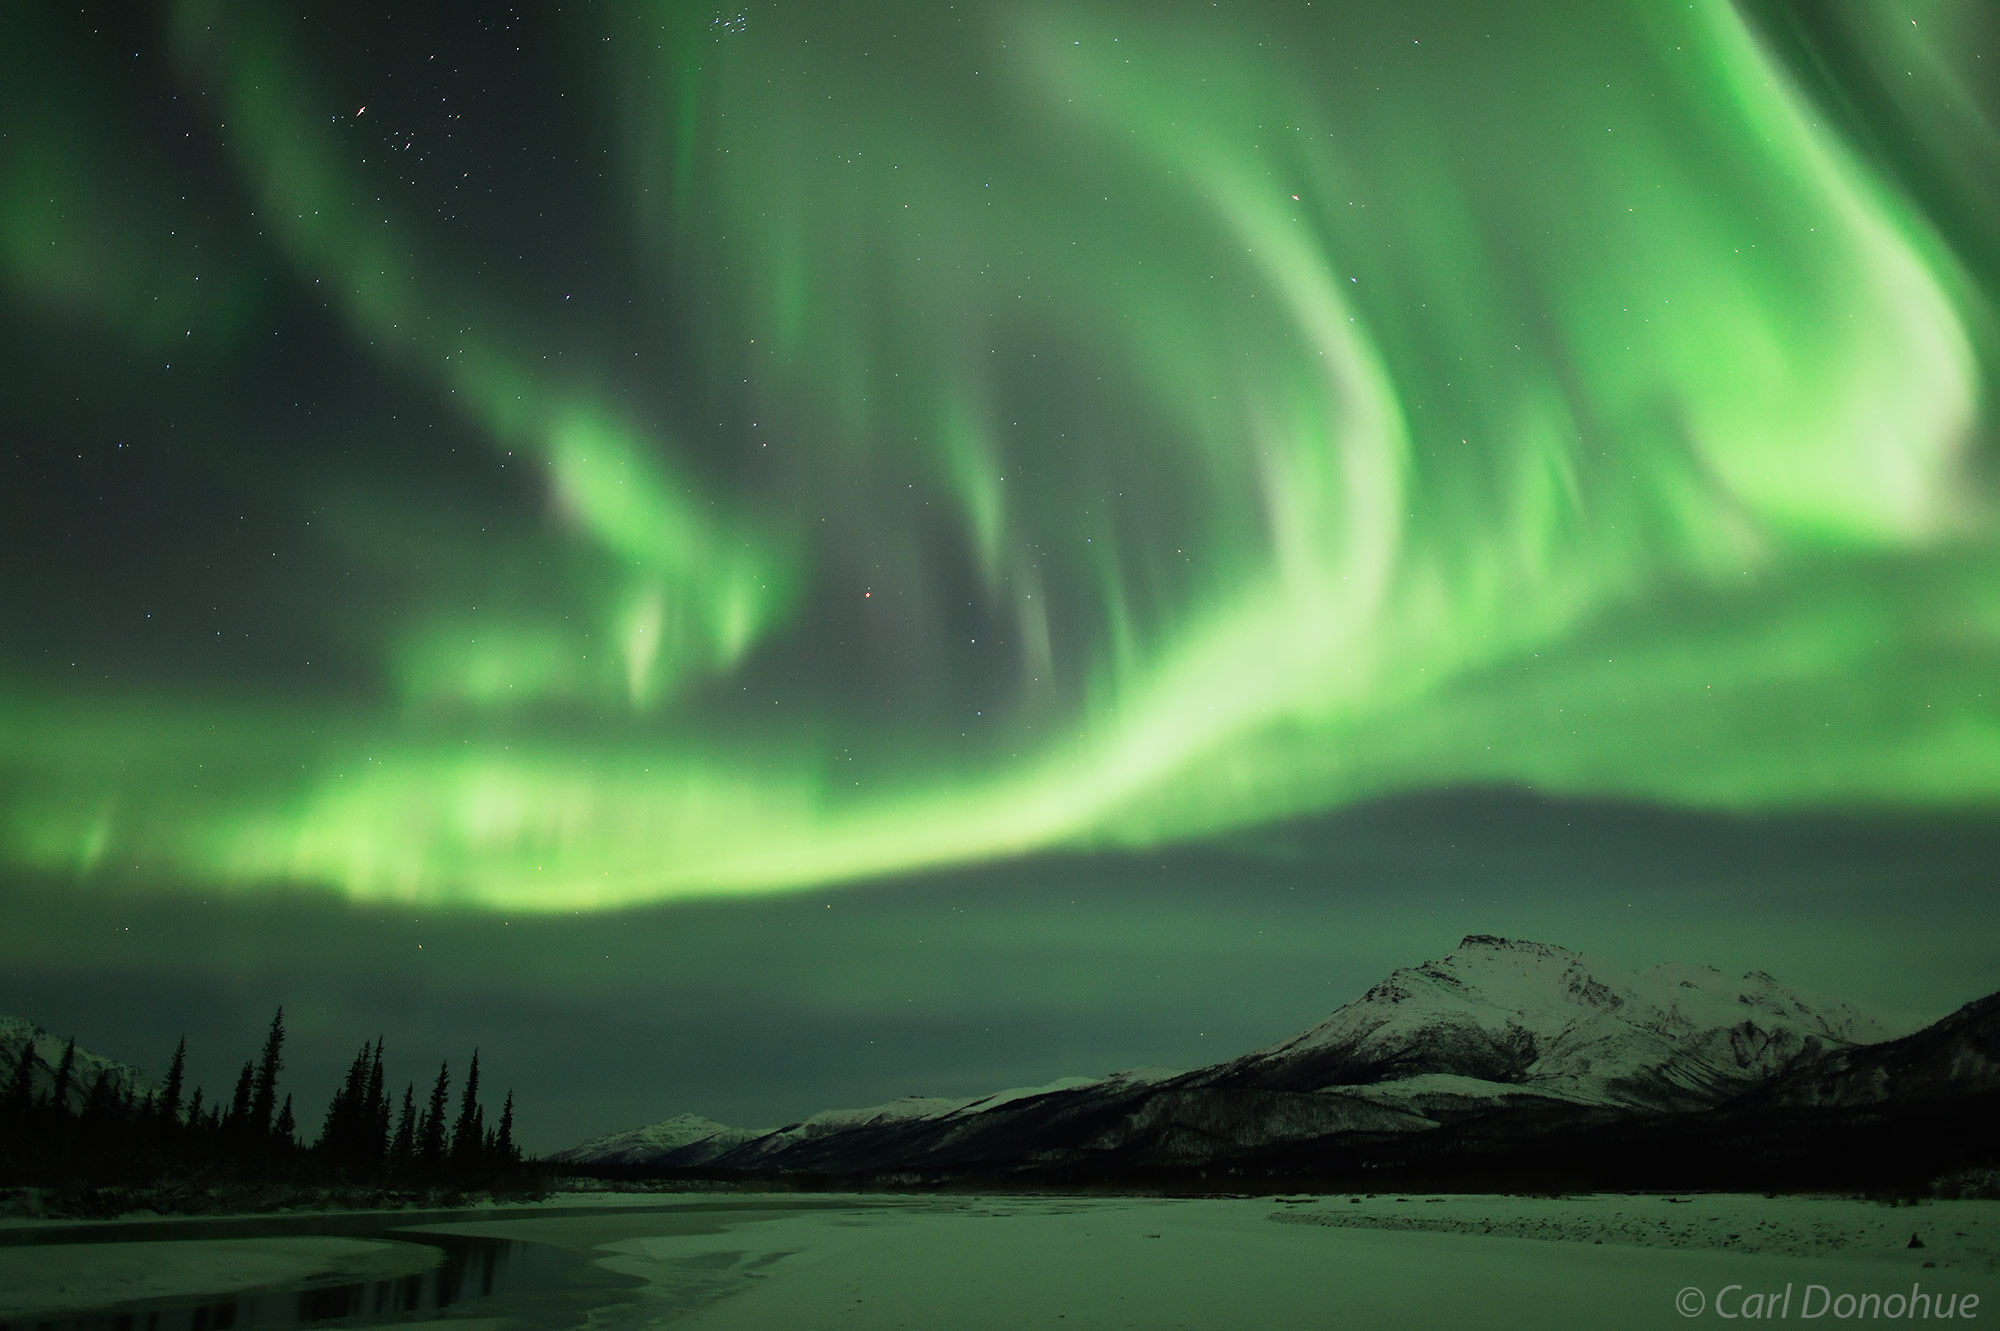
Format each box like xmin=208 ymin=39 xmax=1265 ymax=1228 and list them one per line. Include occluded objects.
xmin=547 ymin=1112 xmax=764 ymax=1166
xmin=1231 ymin=935 xmax=1895 ymax=1110
xmin=0 ymin=1016 xmax=156 ymax=1112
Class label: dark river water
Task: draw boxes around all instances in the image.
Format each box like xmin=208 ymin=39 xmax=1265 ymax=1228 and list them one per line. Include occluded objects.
xmin=0 ymin=1206 xmax=659 ymax=1331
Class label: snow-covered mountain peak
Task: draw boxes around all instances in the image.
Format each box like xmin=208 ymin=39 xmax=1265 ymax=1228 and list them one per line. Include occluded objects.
xmin=1453 ymin=933 xmax=1574 ymax=958
xmin=545 ymin=1111 xmax=762 ymax=1166
xmin=1222 ymin=938 xmax=1895 ymax=1111
xmin=1333 ymin=934 xmax=1619 ymax=1028
xmin=791 ymin=1095 xmax=975 ymax=1131
xmin=547 ymin=937 xmax=1982 ymax=1180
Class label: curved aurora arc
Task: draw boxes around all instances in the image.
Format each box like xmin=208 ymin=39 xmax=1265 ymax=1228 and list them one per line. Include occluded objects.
xmin=3 ymin=2 xmax=1997 ymax=911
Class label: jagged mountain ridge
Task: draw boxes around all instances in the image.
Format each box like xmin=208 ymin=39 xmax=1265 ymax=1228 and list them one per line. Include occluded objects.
xmin=549 ymin=1113 xmax=765 ymax=1167
xmin=1750 ymin=988 xmax=2000 ymax=1108
xmin=1192 ymin=935 xmax=1895 ymax=1111
xmin=559 ymin=936 xmax=1935 ymax=1177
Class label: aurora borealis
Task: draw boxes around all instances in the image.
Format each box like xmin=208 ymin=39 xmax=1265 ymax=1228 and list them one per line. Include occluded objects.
xmin=3 ymin=2 xmax=1998 ymax=1143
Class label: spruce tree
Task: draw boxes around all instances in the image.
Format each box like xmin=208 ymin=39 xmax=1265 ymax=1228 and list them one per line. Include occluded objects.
xmin=48 ymin=1037 xmax=77 ymax=1116
xmin=363 ymin=1038 xmax=386 ymax=1161
xmin=3 ymin=1037 xmax=34 ymax=1119
xmin=250 ymin=1007 xmax=285 ymax=1140
xmin=495 ymin=1090 xmax=517 ymax=1166
xmin=160 ymin=1036 xmax=187 ymax=1125
xmin=274 ymin=1093 xmax=297 ymax=1148
xmin=318 ymin=1043 xmax=371 ymax=1160
xmin=316 ymin=1080 xmax=347 ymax=1154
xmin=185 ymin=1086 xmax=205 ymax=1134
xmin=451 ymin=1050 xmax=482 ymax=1165
xmin=225 ymin=1060 xmax=255 ymax=1138
xmin=390 ymin=1083 xmax=416 ymax=1162
xmin=418 ymin=1062 xmax=450 ymax=1164
xmin=81 ymin=1067 xmax=113 ymax=1124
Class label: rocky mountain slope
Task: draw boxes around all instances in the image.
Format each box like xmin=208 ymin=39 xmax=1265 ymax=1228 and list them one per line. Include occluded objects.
xmin=1191 ymin=935 xmax=1894 ymax=1111
xmin=549 ymin=1113 xmax=765 ymax=1167
xmin=558 ymin=936 xmax=1971 ymax=1183
xmin=1750 ymin=988 xmax=2000 ymax=1108
xmin=0 ymin=1017 xmax=154 ymax=1112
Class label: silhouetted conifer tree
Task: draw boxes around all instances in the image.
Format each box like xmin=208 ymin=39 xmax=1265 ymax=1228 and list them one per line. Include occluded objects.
xmin=451 ymin=1050 xmax=482 ymax=1165
xmin=318 ymin=1042 xmax=370 ymax=1162
xmin=81 ymin=1067 xmax=114 ymax=1124
xmin=160 ymin=1036 xmax=187 ymax=1125
xmin=4 ymin=1037 xmax=34 ymax=1119
xmin=47 ymin=1037 xmax=77 ymax=1115
xmin=1 ymin=1011 xmax=532 ymax=1198
xmin=495 ymin=1091 xmax=516 ymax=1165
xmin=251 ymin=1007 xmax=285 ymax=1141
xmin=390 ymin=1083 xmax=416 ymax=1162
xmin=364 ymin=1038 xmax=386 ymax=1161
xmin=225 ymin=1060 xmax=254 ymax=1137
xmin=418 ymin=1062 xmax=450 ymax=1164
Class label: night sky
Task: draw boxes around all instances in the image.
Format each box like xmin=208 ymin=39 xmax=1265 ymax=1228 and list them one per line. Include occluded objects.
xmin=3 ymin=2 xmax=1997 ymax=1153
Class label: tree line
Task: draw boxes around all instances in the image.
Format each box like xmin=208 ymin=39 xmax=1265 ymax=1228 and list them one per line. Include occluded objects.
xmin=1 ymin=1008 xmax=536 ymax=1202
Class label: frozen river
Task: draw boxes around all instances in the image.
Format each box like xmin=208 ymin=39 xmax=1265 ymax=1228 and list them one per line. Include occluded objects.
xmin=4 ymin=1191 xmax=1996 ymax=1330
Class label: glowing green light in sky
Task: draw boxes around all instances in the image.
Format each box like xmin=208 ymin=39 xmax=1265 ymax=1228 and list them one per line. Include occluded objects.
xmin=2 ymin=1 xmax=1996 ymax=910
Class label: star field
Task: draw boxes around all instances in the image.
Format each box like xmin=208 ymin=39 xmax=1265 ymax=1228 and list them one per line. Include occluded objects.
xmin=1 ymin=1 xmax=1996 ymax=1143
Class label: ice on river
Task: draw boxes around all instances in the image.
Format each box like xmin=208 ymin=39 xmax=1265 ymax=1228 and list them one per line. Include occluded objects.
xmin=5 ymin=1191 xmax=1996 ymax=1330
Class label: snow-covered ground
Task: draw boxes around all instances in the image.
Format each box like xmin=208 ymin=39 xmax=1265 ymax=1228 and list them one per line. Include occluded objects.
xmin=1270 ymin=1191 xmax=2000 ymax=1269
xmin=5 ymin=1192 xmax=1995 ymax=1329
xmin=628 ymin=1195 xmax=2000 ymax=1329
xmin=528 ymin=1192 xmax=2000 ymax=1330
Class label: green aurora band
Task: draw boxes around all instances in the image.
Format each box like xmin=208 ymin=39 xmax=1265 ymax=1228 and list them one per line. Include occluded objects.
xmin=3 ymin=1 xmax=1997 ymax=910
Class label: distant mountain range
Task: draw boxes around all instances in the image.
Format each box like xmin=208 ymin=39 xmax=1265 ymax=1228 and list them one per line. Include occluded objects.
xmin=0 ymin=1017 xmax=154 ymax=1112
xmin=553 ymin=936 xmax=2000 ymax=1191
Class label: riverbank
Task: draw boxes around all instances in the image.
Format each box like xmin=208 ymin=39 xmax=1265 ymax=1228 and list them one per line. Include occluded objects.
xmin=5 ymin=1191 xmax=1995 ymax=1329
xmin=0 ymin=1235 xmax=442 ymax=1320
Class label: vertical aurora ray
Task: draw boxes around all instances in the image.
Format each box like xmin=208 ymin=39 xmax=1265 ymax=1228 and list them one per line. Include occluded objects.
xmin=1 ymin=1 xmax=1995 ymax=910
xmin=163 ymin=0 xmax=798 ymax=713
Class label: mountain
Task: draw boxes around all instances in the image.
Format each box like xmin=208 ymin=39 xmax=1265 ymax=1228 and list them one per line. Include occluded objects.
xmin=1750 ymin=988 xmax=2000 ymax=1108
xmin=547 ymin=1113 xmax=764 ymax=1167
xmin=706 ymin=1069 xmax=1189 ymax=1175
xmin=554 ymin=1070 xmax=1185 ymax=1174
xmin=559 ymin=935 xmax=1977 ymax=1186
xmin=0 ymin=1017 xmax=155 ymax=1112
xmin=1190 ymin=935 xmax=1896 ymax=1111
